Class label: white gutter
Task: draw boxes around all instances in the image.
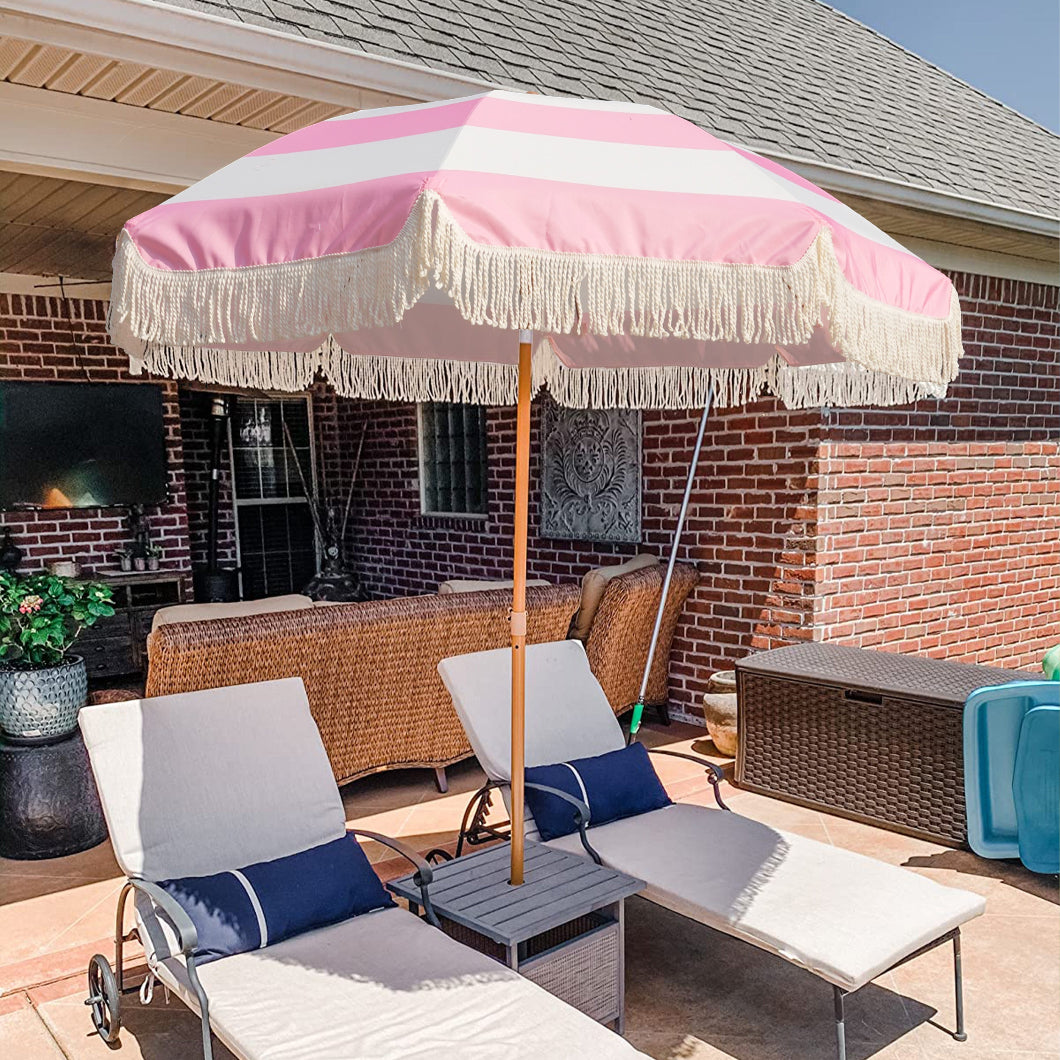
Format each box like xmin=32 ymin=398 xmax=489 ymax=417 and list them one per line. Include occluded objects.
xmin=750 ymin=148 xmax=1060 ymax=240
xmin=3 ymin=0 xmax=1057 ymax=241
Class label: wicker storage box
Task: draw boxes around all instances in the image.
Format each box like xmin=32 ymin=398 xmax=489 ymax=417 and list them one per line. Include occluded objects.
xmin=735 ymin=643 xmax=1031 ymax=846
xmin=439 ymin=912 xmax=622 ymax=1024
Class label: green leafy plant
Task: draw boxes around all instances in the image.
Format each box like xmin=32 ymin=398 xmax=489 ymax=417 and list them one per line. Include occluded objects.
xmin=0 ymin=572 xmax=115 ymax=668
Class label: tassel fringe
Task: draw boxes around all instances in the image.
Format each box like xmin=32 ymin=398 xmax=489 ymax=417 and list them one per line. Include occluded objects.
xmin=111 ymin=188 xmax=963 ymax=410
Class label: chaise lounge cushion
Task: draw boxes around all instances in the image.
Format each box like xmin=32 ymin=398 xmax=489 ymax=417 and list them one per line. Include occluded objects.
xmin=155 ymin=905 xmax=645 ymax=1060
xmin=547 ymin=803 xmax=986 ymax=991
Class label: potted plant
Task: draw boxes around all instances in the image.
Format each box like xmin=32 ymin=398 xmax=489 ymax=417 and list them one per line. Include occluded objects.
xmin=0 ymin=572 xmax=115 ymax=742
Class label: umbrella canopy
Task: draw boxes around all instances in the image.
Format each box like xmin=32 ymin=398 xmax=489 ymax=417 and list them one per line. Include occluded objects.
xmin=109 ymin=91 xmax=965 ymax=884
xmin=110 ymin=91 xmax=962 ymax=411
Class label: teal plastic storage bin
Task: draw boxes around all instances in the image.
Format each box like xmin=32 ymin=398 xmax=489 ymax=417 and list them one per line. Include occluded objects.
xmin=963 ymin=681 xmax=1059 ymax=871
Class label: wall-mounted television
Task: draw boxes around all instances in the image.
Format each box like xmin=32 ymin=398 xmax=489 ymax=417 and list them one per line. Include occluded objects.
xmin=0 ymin=382 xmax=168 ymax=510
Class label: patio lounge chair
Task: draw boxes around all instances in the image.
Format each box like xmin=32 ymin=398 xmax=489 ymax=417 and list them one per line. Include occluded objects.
xmin=439 ymin=641 xmax=988 ymax=1060
xmin=78 ymin=677 xmax=647 ymax=1060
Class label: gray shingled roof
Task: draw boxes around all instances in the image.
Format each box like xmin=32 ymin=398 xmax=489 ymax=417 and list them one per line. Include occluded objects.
xmin=164 ymin=0 xmax=1058 ymax=219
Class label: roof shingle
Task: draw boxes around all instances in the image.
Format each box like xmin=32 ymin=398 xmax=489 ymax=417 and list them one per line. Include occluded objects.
xmin=161 ymin=0 xmax=1059 ymax=218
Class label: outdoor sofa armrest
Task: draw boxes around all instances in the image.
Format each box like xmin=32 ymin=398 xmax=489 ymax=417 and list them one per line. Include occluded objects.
xmin=348 ymin=829 xmax=440 ymax=927
xmin=523 ymin=781 xmax=603 ymax=864
xmin=647 ymin=748 xmax=730 ymax=810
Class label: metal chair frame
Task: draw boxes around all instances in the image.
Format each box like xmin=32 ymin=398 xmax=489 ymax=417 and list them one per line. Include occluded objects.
xmin=450 ymin=742 xmax=967 ymax=1059
xmin=87 ymin=829 xmax=438 ymax=1060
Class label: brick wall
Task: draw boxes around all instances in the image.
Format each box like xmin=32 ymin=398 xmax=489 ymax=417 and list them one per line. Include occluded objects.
xmin=178 ymin=389 xmax=237 ymax=570
xmin=816 ymin=274 xmax=1060 ymax=673
xmin=0 ymin=294 xmax=192 ymax=577
xmin=2 ymin=269 xmax=1055 ymax=717
xmin=337 ymin=398 xmax=821 ymax=717
xmin=337 ymin=271 xmax=1058 ymax=718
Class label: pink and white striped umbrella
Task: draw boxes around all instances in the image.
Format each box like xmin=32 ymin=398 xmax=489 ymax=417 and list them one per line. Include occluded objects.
xmin=110 ymin=90 xmax=962 ymax=408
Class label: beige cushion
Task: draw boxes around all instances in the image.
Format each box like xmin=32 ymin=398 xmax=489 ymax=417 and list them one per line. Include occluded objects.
xmin=79 ymin=678 xmax=345 ymax=880
xmin=438 ymin=577 xmax=552 ymax=594
xmin=568 ymin=554 xmax=658 ymax=641
xmin=439 ymin=641 xmax=625 ymax=782
xmin=153 ymin=906 xmax=646 ymax=1060
xmin=548 ymin=803 xmax=985 ymax=991
xmin=151 ymin=594 xmax=313 ymax=632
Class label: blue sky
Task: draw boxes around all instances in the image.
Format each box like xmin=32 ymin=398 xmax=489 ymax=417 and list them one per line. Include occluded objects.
xmin=826 ymin=0 xmax=1059 ymax=131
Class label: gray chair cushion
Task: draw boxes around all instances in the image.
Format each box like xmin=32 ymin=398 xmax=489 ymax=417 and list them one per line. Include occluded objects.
xmin=153 ymin=906 xmax=647 ymax=1060
xmin=79 ymin=679 xmax=346 ymax=880
xmin=548 ymin=803 xmax=986 ymax=990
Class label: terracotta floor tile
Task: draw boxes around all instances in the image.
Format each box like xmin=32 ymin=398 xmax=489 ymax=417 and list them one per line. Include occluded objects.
xmin=0 ymin=841 xmax=119 ymax=882
xmin=3 ymin=729 xmax=1056 ymax=1060
xmin=38 ymin=988 xmax=238 ymax=1060
xmin=0 ymin=1005 xmax=65 ymax=1059
xmin=0 ymin=877 xmax=121 ymax=965
xmin=894 ymin=913 xmax=1059 ymax=1055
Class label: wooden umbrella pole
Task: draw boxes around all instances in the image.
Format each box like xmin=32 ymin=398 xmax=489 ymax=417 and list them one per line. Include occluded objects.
xmin=510 ymin=331 xmax=533 ymax=886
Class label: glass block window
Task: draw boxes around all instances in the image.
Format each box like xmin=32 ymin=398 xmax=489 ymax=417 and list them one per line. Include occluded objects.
xmin=418 ymin=403 xmax=488 ymax=516
xmin=229 ymin=397 xmax=318 ymax=598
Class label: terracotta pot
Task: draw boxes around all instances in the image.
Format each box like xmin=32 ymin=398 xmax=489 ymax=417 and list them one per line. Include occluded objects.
xmin=702 ymin=669 xmax=738 ymax=757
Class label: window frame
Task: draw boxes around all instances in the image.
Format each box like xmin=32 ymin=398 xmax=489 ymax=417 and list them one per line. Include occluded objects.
xmin=416 ymin=402 xmax=490 ymax=520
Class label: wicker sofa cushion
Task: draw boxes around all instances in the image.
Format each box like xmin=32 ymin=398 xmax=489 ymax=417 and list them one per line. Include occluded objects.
xmin=79 ymin=678 xmax=346 ymax=880
xmin=151 ymin=594 xmax=313 ymax=632
xmin=547 ymin=803 xmax=985 ymax=991
xmin=568 ymin=554 xmax=658 ymax=641
xmin=439 ymin=577 xmax=552 ymax=594
xmin=152 ymin=906 xmax=646 ymax=1060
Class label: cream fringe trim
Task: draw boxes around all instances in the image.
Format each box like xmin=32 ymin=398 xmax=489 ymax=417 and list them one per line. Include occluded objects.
xmin=130 ymin=339 xmax=946 ymax=410
xmin=112 ymin=187 xmax=963 ymax=409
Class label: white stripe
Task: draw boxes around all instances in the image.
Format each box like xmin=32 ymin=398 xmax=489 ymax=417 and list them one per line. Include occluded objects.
xmin=230 ymin=870 xmax=268 ymax=949
xmin=324 ymin=90 xmax=665 ymax=124
xmin=165 ymin=125 xmax=907 ymax=254
xmin=561 ymin=762 xmax=590 ymax=816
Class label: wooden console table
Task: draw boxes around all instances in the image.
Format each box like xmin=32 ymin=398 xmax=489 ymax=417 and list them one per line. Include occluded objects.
xmin=73 ymin=571 xmax=185 ymax=681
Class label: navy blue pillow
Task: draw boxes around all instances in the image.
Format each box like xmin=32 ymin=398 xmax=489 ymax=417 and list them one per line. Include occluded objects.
xmin=524 ymin=742 xmax=672 ymax=841
xmin=158 ymin=833 xmax=394 ymax=964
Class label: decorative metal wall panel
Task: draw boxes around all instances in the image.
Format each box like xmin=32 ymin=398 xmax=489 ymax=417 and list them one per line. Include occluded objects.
xmin=540 ymin=403 xmax=641 ymax=543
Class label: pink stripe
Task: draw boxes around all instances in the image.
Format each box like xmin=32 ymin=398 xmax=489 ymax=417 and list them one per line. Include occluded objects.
xmin=125 ymin=170 xmax=950 ymax=317
xmin=251 ymin=94 xmax=728 ymax=157
xmin=125 ymin=174 xmax=426 ymax=271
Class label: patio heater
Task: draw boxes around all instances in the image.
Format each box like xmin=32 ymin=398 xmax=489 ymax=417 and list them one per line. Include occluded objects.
xmin=192 ymin=394 xmax=239 ymax=603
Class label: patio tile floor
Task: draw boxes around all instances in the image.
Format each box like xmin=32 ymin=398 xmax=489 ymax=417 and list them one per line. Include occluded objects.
xmin=1 ymin=721 xmax=1056 ymax=1059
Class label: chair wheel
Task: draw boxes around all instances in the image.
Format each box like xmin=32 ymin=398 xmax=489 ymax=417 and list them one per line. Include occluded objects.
xmin=86 ymin=953 xmax=121 ymax=1044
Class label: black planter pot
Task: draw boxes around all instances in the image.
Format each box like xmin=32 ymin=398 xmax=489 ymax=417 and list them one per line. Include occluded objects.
xmin=0 ymin=729 xmax=107 ymax=860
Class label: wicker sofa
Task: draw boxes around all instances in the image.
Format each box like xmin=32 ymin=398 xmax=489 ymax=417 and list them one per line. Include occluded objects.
xmin=143 ymin=563 xmax=698 ymax=789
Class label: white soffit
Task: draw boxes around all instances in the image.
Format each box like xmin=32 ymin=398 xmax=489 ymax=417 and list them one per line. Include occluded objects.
xmin=0 ymin=0 xmax=491 ymax=107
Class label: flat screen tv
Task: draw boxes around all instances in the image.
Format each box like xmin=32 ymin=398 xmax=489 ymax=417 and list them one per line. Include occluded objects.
xmin=0 ymin=382 xmax=168 ymax=510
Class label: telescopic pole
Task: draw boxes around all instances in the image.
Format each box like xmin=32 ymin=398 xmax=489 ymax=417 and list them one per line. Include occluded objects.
xmin=629 ymin=392 xmax=714 ymax=740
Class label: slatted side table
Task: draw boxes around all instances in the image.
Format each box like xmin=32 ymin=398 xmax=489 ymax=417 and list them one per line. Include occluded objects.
xmin=388 ymin=842 xmax=644 ymax=1031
